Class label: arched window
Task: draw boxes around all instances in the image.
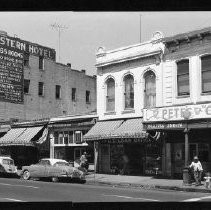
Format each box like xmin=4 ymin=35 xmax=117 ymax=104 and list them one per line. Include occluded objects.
xmin=124 ymin=74 xmax=134 ymax=109
xmin=201 ymin=55 xmax=211 ymax=93
xmin=144 ymin=71 xmax=156 ymax=108
xmin=106 ymin=78 xmax=115 ymax=112
xmin=177 ymin=59 xmax=190 ymax=96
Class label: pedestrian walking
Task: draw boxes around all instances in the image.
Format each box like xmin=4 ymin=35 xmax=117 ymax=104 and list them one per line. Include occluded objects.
xmin=189 ymin=156 xmax=203 ymax=186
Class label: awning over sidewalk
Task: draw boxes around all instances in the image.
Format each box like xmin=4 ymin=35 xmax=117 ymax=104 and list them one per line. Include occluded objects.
xmin=84 ymin=120 xmax=124 ymax=141
xmin=111 ymin=118 xmax=148 ymax=139
xmin=84 ymin=118 xmax=148 ymax=141
xmin=0 ymin=126 xmax=44 ymax=146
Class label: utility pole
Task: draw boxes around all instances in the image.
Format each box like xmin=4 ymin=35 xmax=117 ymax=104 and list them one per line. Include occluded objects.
xmin=50 ymin=22 xmax=68 ymax=62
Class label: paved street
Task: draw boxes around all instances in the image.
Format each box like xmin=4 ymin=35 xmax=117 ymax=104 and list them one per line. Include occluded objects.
xmin=0 ymin=177 xmax=211 ymax=202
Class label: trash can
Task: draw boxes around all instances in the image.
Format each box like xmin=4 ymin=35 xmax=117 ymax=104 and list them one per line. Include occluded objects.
xmin=183 ymin=167 xmax=191 ymax=185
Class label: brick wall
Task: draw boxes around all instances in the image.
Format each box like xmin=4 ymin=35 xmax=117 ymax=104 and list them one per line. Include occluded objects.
xmin=0 ymin=55 xmax=96 ymax=121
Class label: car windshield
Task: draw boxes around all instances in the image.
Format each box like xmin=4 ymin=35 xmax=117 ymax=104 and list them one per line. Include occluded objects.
xmin=53 ymin=162 xmax=69 ymax=167
xmin=2 ymin=159 xmax=14 ymax=165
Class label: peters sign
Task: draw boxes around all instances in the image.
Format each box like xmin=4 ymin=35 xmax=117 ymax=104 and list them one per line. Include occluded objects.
xmin=143 ymin=103 xmax=211 ymax=122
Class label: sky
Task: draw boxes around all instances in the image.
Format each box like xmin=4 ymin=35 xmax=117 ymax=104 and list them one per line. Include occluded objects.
xmin=1 ymin=12 xmax=211 ymax=76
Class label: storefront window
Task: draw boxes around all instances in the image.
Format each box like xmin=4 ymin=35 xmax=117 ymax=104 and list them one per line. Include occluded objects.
xmin=69 ymin=131 xmax=74 ymax=144
xmin=144 ymin=145 xmax=162 ymax=175
xmin=58 ymin=132 xmax=63 ymax=144
xmin=64 ymin=131 xmax=69 ymax=145
xmin=198 ymin=143 xmax=209 ymax=162
xmin=54 ymin=132 xmax=58 ymax=144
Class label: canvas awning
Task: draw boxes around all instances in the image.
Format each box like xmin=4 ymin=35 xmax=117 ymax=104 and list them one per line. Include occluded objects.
xmin=111 ymin=118 xmax=148 ymax=139
xmin=0 ymin=126 xmax=44 ymax=146
xmin=83 ymin=120 xmax=124 ymax=141
xmin=84 ymin=118 xmax=148 ymax=141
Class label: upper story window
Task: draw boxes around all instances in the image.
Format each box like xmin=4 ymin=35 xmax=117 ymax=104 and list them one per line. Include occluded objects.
xmin=124 ymin=74 xmax=134 ymax=109
xmin=144 ymin=71 xmax=156 ymax=108
xmin=177 ymin=59 xmax=190 ymax=96
xmin=39 ymin=56 xmax=44 ymax=70
xmin=106 ymin=78 xmax=115 ymax=112
xmin=24 ymin=79 xmax=30 ymax=94
xmin=86 ymin=90 xmax=91 ymax=104
xmin=38 ymin=82 xmax=44 ymax=96
xmin=201 ymin=55 xmax=211 ymax=93
xmin=72 ymin=88 xmax=76 ymax=101
xmin=55 ymin=85 xmax=61 ymax=99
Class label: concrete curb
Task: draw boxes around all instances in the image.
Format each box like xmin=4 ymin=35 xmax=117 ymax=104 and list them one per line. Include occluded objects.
xmin=85 ymin=180 xmax=211 ymax=193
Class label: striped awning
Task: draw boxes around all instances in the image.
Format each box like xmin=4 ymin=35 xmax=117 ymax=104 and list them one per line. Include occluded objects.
xmin=84 ymin=120 xmax=124 ymax=141
xmin=84 ymin=118 xmax=148 ymax=141
xmin=0 ymin=126 xmax=44 ymax=146
xmin=111 ymin=118 xmax=148 ymax=139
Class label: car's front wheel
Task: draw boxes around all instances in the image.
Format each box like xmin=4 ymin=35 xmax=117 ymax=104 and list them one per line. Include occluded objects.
xmin=52 ymin=177 xmax=59 ymax=182
xmin=22 ymin=170 xmax=30 ymax=180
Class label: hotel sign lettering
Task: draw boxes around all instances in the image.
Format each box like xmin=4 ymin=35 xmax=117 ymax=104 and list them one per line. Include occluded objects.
xmin=0 ymin=34 xmax=56 ymax=61
xmin=143 ymin=103 xmax=211 ymax=122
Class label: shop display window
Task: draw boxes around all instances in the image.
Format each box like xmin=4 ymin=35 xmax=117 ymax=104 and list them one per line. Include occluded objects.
xmin=144 ymin=145 xmax=162 ymax=175
xmin=64 ymin=131 xmax=69 ymax=145
xmin=58 ymin=132 xmax=63 ymax=144
xmin=198 ymin=143 xmax=209 ymax=162
xmin=69 ymin=131 xmax=74 ymax=144
xmin=54 ymin=132 xmax=59 ymax=144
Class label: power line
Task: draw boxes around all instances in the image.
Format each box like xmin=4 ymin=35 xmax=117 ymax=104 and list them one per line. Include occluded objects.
xmin=50 ymin=22 xmax=68 ymax=63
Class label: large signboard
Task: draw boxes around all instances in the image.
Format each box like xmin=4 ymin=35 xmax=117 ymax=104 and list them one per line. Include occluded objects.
xmin=0 ymin=33 xmax=56 ymax=104
xmin=0 ymin=35 xmax=56 ymax=61
xmin=143 ymin=103 xmax=211 ymax=122
xmin=0 ymin=43 xmax=24 ymax=103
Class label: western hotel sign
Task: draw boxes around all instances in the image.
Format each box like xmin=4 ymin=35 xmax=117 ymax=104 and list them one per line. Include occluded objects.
xmin=0 ymin=33 xmax=56 ymax=104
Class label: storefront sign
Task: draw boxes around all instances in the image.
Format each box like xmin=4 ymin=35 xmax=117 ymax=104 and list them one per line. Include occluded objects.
xmin=0 ymin=34 xmax=56 ymax=61
xmin=0 ymin=44 xmax=24 ymax=103
xmin=144 ymin=123 xmax=185 ymax=130
xmin=143 ymin=103 xmax=211 ymax=122
xmin=101 ymin=138 xmax=144 ymax=144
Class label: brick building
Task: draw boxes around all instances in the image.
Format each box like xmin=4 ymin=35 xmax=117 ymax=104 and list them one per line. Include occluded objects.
xmin=0 ymin=30 xmax=96 ymax=167
xmin=0 ymin=30 xmax=96 ymax=122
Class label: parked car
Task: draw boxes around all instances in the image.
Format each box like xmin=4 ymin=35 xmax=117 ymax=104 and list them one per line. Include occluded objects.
xmin=20 ymin=158 xmax=86 ymax=183
xmin=0 ymin=156 xmax=18 ymax=177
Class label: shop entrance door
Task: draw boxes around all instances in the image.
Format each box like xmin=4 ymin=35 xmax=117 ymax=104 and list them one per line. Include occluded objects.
xmin=124 ymin=144 xmax=144 ymax=175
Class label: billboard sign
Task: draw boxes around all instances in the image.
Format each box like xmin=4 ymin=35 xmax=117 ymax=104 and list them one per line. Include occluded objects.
xmin=0 ymin=33 xmax=56 ymax=104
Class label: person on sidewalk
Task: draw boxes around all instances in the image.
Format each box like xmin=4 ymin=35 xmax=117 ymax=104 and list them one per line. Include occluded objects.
xmin=189 ymin=156 xmax=203 ymax=186
xmin=80 ymin=152 xmax=89 ymax=173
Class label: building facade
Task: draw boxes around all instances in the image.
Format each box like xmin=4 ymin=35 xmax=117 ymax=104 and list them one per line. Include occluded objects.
xmin=143 ymin=27 xmax=211 ymax=178
xmin=84 ymin=32 xmax=165 ymax=175
xmin=0 ymin=30 xmax=96 ymax=167
xmin=48 ymin=114 xmax=98 ymax=165
xmin=0 ymin=30 xmax=96 ymax=122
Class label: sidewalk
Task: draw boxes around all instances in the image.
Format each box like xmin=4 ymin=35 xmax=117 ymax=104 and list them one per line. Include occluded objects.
xmin=85 ymin=173 xmax=211 ymax=193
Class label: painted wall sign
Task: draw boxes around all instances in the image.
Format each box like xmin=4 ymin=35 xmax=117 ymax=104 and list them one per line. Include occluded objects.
xmin=143 ymin=103 xmax=211 ymax=122
xmin=0 ymin=44 xmax=24 ymax=103
xmin=0 ymin=34 xmax=56 ymax=61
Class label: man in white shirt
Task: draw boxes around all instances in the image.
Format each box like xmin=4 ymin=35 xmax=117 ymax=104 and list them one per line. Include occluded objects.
xmin=189 ymin=156 xmax=203 ymax=186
